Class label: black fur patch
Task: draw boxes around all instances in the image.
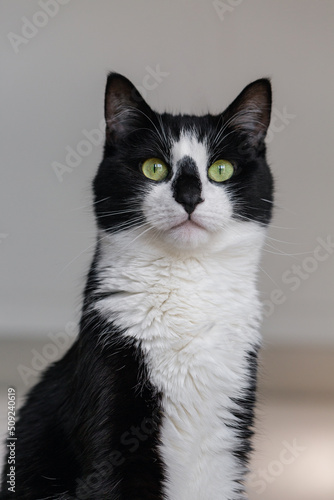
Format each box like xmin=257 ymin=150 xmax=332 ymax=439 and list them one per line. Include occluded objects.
xmin=227 ymin=348 xmax=260 ymax=498
xmin=1 ymin=312 xmax=165 ymax=499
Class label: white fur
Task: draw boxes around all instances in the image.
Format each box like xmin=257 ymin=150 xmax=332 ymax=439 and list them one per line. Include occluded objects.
xmin=93 ymin=133 xmax=267 ymax=499
xmin=142 ymin=131 xmax=234 ymax=250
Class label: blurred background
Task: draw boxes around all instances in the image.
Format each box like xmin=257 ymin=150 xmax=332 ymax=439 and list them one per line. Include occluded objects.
xmin=0 ymin=1 xmax=333 ymax=498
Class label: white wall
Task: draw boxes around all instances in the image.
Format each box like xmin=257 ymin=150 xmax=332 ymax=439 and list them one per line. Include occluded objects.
xmin=1 ymin=0 xmax=333 ymax=346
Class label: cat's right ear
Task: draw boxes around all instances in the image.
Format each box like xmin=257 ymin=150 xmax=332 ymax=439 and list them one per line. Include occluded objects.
xmin=104 ymin=73 xmax=151 ymax=143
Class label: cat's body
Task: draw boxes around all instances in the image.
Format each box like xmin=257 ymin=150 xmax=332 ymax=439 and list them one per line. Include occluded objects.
xmin=1 ymin=74 xmax=273 ymax=499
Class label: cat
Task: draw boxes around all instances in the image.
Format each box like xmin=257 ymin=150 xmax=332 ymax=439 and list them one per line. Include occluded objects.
xmin=1 ymin=73 xmax=273 ymax=499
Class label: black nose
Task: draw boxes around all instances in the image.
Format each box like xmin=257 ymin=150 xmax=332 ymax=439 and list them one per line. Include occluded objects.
xmin=174 ymin=177 xmax=203 ymax=214
xmin=173 ymin=156 xmax=204 ymax=215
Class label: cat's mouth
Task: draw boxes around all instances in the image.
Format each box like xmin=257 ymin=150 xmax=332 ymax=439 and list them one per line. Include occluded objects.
xmin=172 ymin=218 xmax=205 ymax=231
xmin=171 ymin=216 xmax=206 ymax=231
xmin=163 ymin=216 xmax=211 ymax=249
xmin=147 ymin=209 xmax=212 ymax=249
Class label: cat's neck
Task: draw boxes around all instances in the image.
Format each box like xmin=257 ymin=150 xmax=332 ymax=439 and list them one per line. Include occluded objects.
xmin=94 ymin=220 xmax=266 ymax=287
xmin=92 ymin=221 xmax=266 ymax=342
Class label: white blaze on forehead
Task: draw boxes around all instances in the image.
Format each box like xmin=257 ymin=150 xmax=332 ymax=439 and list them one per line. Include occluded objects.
xmin=171 ymin=131 xmax=209 ymax=180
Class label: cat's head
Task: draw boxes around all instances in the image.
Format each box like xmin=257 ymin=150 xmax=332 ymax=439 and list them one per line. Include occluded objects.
xmin=93 ymin=73 xmax=273 ymax=253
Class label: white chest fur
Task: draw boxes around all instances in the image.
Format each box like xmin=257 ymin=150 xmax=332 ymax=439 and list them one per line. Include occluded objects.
xmin=94 ymin=224 xmax=265 ymax=500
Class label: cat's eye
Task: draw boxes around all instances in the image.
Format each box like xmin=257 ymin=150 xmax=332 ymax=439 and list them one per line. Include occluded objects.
xmin=141 ymin=158 xmax=169 ymax=182
xmin=208 ymin=160 xmax=234 ymax=182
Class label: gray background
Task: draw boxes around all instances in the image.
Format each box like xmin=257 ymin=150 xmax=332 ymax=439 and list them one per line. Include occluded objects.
xmin=1 ymin=2 xmax=334 ymax=499
xmin=1 ymin=0 xmax=333 ymax=346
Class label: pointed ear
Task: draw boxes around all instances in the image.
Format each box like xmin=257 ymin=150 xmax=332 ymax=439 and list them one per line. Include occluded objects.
xmin=104 ymin=73 xmax=151 ymax=142
xmin=223 ymin=79 xmax=272 ymax=146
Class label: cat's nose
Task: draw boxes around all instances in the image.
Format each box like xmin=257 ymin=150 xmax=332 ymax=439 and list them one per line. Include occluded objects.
xmin=173 ymin=174 xmax=204 ymax=215
xmin=175 ymin=186 xmax=203 ymax=214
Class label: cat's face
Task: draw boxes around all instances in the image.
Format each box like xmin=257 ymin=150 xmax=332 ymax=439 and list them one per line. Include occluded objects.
xmin=94 ymin=74 xmax=273 ymax=252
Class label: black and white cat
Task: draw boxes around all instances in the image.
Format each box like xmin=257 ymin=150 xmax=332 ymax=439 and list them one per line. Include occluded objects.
xmin=1 ymin=73 xmax=273 ymax=499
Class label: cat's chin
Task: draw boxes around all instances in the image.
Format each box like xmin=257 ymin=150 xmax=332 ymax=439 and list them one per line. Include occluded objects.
xmin=163 ymin=219 xmax=211 ymax=249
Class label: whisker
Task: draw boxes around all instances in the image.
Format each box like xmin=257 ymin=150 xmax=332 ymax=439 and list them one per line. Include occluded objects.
xmin=107 ymin=224 xmax=154 ymax=257
xmin=108 ymin=219 xmax=146 ymax=234
xmin=71 ymin=196 xmax=111 ymax=211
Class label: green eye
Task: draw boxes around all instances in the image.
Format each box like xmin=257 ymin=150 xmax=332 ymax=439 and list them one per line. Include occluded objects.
xmin=141 ymin=158 xmax=168 ymax=181
xmin=208 ymin=160 xmax=234 ymax=182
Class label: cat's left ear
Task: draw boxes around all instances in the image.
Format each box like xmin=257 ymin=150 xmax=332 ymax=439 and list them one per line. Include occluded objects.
xmin=104 ymin=72 xmax=152 ymax=143
xmin=222 ymin=79 xmax=272 ymax=146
